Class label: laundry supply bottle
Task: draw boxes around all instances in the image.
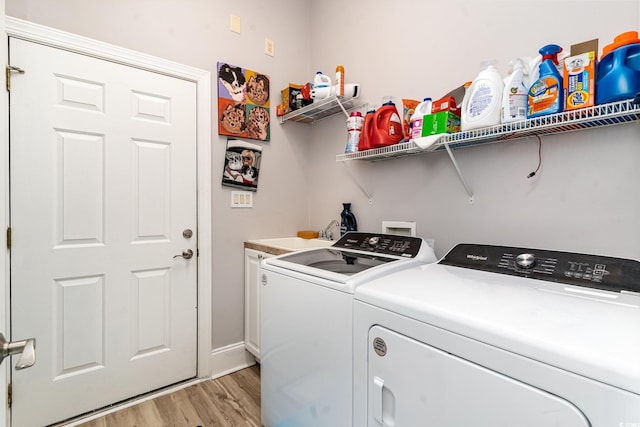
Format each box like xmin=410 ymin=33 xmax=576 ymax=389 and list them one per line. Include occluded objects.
xmin=335 ymin=64 xmax=345 ymax=97
xmin=596 ymin=31 xmax=640 ymax=104
xmin=340 ymin=203 xmax=358 ymax=236
xmin=358 ymin=108 xmax=376 ymax=151
xmin=345 ymin=111 xmax=364 ymax=153
xmin=371 ymin=101 xmax=404 ymax=148
xmin=501 ymin=59 xmax=528 ymax=123
xmin=527 ymin=44 xmax=564 ymax=118
xmin=460 ymin=60 xmax=504 ymax=131
xmin=314 ymin=71 xmax=331 ymax=89
xmin=409 ymin=97 xmax=433 ymax=140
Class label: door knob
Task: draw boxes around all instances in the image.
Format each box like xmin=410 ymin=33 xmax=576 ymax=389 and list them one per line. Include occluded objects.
xmin=173 ymin=249 xmax=193 ymax=260
xmin=0 ymin=333 xmax=36 ymax=370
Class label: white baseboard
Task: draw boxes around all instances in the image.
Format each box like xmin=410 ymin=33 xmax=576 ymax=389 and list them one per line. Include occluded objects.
xmin=210 ymin=342 xmax=256 ymax=379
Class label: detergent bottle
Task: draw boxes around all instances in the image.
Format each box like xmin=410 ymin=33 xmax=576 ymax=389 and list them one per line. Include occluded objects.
xmin=461 ymin=60 xmax=504 ymax=130
xmin=340 ymin=203 xmax=357 ymax=236
xmin=358 ymin=109 xmax=376 ymax=151
xmin=371 ymin=101 xmax=404 ymax=148
xmin=527 ymin=44 xmax=564 ymax=118
xmin=501 ymin=59 xmax=528 ymax=123
xmin=596 ymin=31 xmax=640 ymax=104
xmin=409 ymin=97 xmax=433 ymax=140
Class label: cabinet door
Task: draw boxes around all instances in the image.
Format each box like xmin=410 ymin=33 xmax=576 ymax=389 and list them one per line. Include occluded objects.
xmin=244 ymin=249 xmax=272 ymax=359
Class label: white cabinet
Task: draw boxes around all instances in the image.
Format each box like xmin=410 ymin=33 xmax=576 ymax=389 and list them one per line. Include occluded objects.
xmin=244 ymin=248 xmax=273 ymax=360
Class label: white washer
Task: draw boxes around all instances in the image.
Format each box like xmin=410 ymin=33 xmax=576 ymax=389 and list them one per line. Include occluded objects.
xmin=260 ymin=232 xmax=437 ymax=427
xmin=353 ymin=243 xmax=640 ymax=426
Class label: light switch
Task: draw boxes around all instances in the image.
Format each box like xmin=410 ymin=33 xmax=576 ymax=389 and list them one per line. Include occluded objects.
xmin=231 ymin=191 xmax=253 ymax=208
xmin=230 ymin=14 xmax=241 ymax=34
xmin=265 ymin=38 xmax=275 ymax=57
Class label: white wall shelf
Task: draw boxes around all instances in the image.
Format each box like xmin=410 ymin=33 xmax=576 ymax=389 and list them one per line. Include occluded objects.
xmin=335 ymin=98 xmax=640 ymax=203
xmin=336 ymin=98 xmax=640 ymax=162
xmin=279 ymin=95 xmax=365 ymax=124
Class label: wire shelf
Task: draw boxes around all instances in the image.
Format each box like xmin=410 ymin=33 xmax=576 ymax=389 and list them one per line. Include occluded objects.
xmin=336 ymin=98 xmax=640 ymax=162
xmin=279 ymin=95 xmax=365 ymax=124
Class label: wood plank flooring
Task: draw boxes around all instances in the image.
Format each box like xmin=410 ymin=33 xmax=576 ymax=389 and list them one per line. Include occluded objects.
xmin=74 ymin=365 xmax=261 ymax=427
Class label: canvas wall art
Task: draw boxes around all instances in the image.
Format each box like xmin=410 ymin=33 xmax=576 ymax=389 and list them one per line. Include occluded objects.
xmin=222 ymin=139 xmax=262 ymax=191
xmin=217 ymin=62 xmax=271 ymax=141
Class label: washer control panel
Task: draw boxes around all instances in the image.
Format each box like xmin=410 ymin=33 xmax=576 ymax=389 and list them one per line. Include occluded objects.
xmin=333 ymin=232 xmax=422 ymax=258
xmin=440 ymin=243 xmax=640 ymax=293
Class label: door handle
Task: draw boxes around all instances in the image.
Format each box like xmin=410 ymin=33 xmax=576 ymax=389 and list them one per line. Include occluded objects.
xmin=173 ymin=249 xmax=193 ymax=260
xmin=0 ymin=333 xmax=36 ymax=370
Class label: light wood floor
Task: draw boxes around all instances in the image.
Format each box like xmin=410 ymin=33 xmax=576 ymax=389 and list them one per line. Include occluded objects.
xmin=74 ymin=365 xmax=261 ymax=427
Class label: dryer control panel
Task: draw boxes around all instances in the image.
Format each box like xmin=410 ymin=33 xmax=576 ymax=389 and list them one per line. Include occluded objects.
xmin=333 ymin=232 xmax=423 ymax=258
xmin=440 ymin=243 xmax=640 ymax=294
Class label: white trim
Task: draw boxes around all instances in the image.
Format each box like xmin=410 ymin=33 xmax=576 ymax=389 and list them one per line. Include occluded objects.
xmin=4 ymin=15 xmax=213 ymax=388
xmin=210 ymin=342 xmax=257 ymax=380
xmin=1 ymin=4 xmax=9 ymax=427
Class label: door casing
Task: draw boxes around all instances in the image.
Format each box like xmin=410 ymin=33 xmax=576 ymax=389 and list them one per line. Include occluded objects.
xmin=1 ymin=16 xmax=212 ymax=426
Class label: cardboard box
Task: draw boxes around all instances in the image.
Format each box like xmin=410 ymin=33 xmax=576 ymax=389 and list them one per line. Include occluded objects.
xmin=420 ymin=111 xmax=461 ymax=136
xmin=564 ymin=39 xmax=598 ymax=110
xmin=431 ymin=96 xmax=459 ymax=114
xmin=281 ymin=84 xmax=313 ymax=114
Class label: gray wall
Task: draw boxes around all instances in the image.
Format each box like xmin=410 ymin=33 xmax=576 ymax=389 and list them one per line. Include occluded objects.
xmin=6 ymin=0 xmax=640 ymax=354
xmin=306 ymin=0 xmax=640 ymax=259
xmin=5 ymin=0 xmax=314 ymax=350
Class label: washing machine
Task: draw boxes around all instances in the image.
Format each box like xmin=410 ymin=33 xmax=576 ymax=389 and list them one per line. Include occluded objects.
xmin=260 ymin=232 xmax=437 ymax=427
xmin=353 ymin=243 xmax=640 ymax=427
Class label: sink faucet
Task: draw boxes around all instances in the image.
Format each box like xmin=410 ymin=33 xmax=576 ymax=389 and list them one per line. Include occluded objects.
xmin=320 ymin=219 xmax=340 ymax=240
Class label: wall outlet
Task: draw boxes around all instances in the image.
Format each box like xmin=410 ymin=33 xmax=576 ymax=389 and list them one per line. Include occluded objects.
xmin=230 ymin=14 xmax=241 ymax=34
xmin=265 ymin=38 xmax=275 ymax=57
xmin=231 ymin=191 xmax=253 ymax=208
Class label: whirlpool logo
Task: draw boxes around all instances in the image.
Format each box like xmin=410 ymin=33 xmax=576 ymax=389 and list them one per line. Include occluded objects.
xmin=620 ymin=423 xmax=640 ymax=427
xmin=466 ymin=254 xmax=488 ymax=261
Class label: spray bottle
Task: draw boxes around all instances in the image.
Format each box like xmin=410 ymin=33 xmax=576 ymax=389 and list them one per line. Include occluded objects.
xmin=527 ymin=44 xmax=564 ymax=118
xmin=501 ymin=59 xmax=528 ymax=123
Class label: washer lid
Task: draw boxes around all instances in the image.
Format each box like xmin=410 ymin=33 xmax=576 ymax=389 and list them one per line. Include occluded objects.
xmin=355 ymin=263 xmax=640 ymax=395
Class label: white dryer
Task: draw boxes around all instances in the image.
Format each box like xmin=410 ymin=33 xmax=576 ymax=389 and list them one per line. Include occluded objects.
xmin=353 ymin=243 xmax=640 ymax=426
xmin=260 ymin=232 xmax=437 ymax=427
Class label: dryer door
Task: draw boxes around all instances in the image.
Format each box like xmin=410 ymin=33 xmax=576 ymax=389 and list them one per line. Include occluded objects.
xmin=367 ymin=326 xmax=590 ymax=426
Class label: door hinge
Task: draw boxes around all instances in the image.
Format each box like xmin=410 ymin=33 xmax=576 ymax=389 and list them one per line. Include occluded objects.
xmin=7 ymin=384 xmax=12 ymax=409
xmin=6 ymin=227 xmax=11 ymax=250
xmin=6 ymin=65 xmax=25 ymax=91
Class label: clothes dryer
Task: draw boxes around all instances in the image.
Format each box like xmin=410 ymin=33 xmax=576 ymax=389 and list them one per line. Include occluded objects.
xmin=353 ymin=243 xmax=640 ymax=426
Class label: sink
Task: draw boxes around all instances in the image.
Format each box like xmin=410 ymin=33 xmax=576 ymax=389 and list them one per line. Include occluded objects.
xmin=248 ymin=237 xmax=334 ymax=251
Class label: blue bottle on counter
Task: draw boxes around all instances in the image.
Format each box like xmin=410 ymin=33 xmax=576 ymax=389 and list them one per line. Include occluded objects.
xmin=340 ymin=203 xmax=358 ymax=236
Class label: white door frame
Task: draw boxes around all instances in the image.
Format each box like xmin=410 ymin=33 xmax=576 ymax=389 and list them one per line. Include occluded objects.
xmin=1 ymin=17 xmax=212 ymax=421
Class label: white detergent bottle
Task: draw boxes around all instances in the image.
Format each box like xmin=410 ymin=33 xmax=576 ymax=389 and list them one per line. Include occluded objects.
xmin=461 ymin=60 xmax=504 ymax=131
xmin=409 ymin=97 xmax=432 ymax=140
xmin=501 ymin=59 xmax=527 ymax=123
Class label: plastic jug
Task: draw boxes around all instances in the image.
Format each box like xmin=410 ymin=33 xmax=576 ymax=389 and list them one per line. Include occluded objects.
xmin=371 ymin=101 xmax=404 ymax=148
xmin=358 ymin=109 xmax=376 ymax=151
xmin=313 ymin=71 xmax=331 ymax=88
xmin=596 ymin=31 xmax=640 ymax=104
xmin=410 ymin=97 xmax=433 ymax=140
xmin=461 ymin=60 xmax=504 ymax=130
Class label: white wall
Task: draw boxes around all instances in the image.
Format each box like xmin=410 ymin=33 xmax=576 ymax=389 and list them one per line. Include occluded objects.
xmin=306 ymin=0 xmax=640 ymax=259
xmin=4 ymin=0 xmax=314 ymax=350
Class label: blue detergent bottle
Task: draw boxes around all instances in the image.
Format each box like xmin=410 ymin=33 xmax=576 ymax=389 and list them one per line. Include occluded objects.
xmin=527 ymin=44 xmax=564 ymax=118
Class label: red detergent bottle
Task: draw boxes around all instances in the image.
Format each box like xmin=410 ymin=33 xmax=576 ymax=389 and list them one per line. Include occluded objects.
xmin=370 ymin=101 xmax=404 ymax=148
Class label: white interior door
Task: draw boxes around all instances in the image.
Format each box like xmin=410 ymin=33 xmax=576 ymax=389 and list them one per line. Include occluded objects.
xmin=9 ymin=37 xmax=198 ymax=427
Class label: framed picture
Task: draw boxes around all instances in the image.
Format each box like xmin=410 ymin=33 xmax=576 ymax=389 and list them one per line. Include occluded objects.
xmin=217 ymin=62 xmax=271 ymax=141
xmin=221 ymin=139 xmax=262 ymax=191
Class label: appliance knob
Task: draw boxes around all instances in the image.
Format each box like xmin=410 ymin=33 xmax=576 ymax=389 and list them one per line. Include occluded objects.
xmin=368 ymin=236 xmax=380 ymax=246
xmin=516 ymin=253 xmax=536 ymax=269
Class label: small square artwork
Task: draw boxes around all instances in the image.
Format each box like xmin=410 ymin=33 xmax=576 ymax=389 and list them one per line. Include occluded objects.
xmin=217 ymin=62 xmax=270 ymax=141
xmin=222 ymin=139 xmax=262 ymax=191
